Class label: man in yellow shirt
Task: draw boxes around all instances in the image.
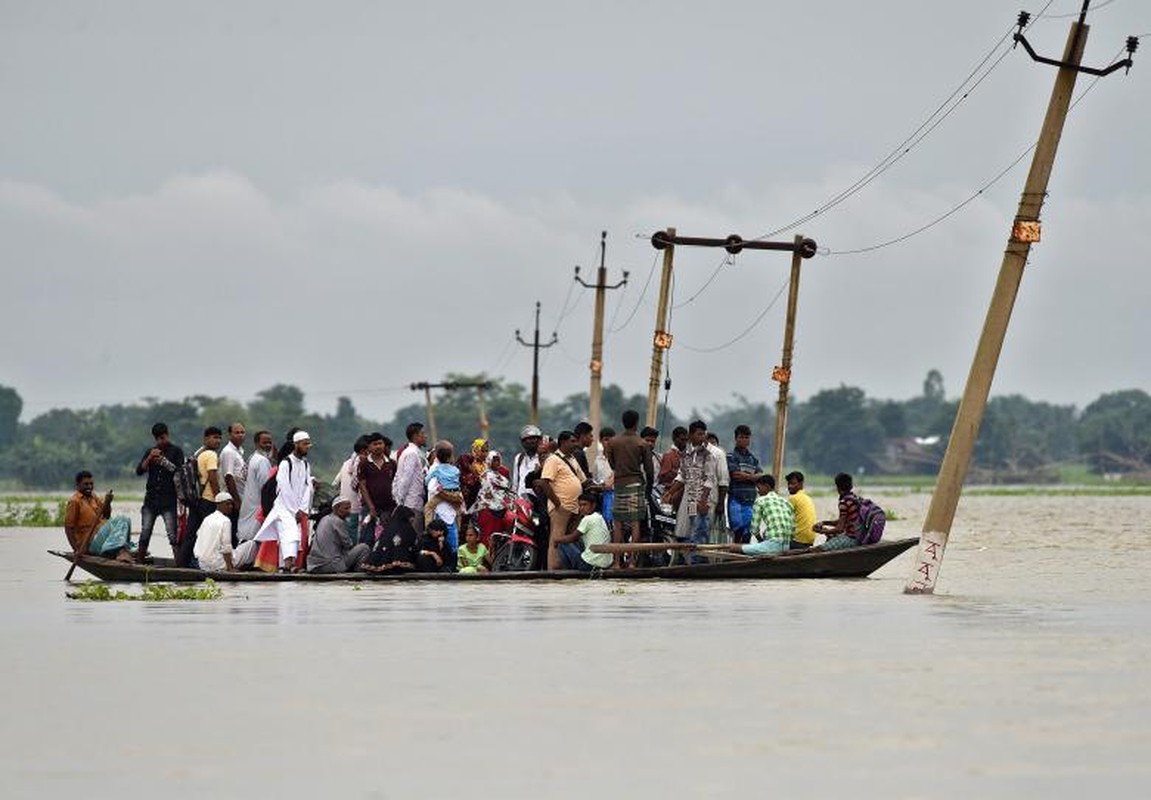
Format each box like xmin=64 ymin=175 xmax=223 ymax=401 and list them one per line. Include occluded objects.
xmin=785 ymin=471 xmax=817 ymax=549
xmin=177 ymin=426 xmax=223 ymax=566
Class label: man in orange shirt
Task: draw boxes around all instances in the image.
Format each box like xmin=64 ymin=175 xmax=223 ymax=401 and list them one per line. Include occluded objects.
xmin=64 ymin=470 xmax=132 ymax=562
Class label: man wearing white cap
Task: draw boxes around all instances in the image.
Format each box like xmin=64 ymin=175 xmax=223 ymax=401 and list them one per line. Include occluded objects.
xmin=254 ymin=430 xmax=314 ymax=571
xmin=511 ymin=425 xmax=543 ymax=498
xmin=193 ymin=492 xmax=236 ymax=572
xmin=307 ymin=496 xmax=370 ymax=573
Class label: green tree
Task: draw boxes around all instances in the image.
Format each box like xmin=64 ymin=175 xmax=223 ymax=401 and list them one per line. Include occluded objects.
xmin=0 ymin=385 xmax=22 ymax=450
xmin=789 ymin=385 xmax=886 ymax=475
xmin=1077 ymin=389 xmax=1151 ymax=474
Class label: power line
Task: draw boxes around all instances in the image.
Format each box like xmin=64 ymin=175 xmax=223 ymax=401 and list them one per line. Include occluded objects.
xmin=827 ymin=39 xmax=1128 ymax=257
xmin=754 ymin=16 xmax=1034 ymax=242
xmin=671 ymin=252 xmax=732 ymax=309
xmin=608 ymin=250 xmax=659 ymax=334
xmin=677 ymin=276 xmax=790 ymax=353
xmin=1045 ymin=0 xmax=1119 ymax=19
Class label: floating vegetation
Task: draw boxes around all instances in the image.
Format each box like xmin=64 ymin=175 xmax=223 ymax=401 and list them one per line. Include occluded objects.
xmin=0 ymin=499 xmax=67 ymax=527
xmin=67 ymin=579 xmax=223 ymax=602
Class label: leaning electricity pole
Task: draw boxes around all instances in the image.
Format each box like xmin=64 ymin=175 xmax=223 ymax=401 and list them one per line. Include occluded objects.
xmin=645 ymin=227 xmax=676 ymax=430
xmin=515 ymin=301 xmax=558 ymax=427
xmin=409 ymin=380 xmax=495 ymax=445
xmin=574 ymin=231 xmax=628 ymax=457
xmin=905 ymin=5 xmax=1137 ymax=594
xmin=648 ymin=230 xmax=817 ymax=478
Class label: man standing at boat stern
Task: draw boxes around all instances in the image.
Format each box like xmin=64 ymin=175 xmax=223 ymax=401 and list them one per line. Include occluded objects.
xmin=255 ymin=431 xmax=314 ymax=571
xmin=134 ymin=422 xmax=184 ymax=562
xmin=669 ymin=420 xmax=716 ymax=561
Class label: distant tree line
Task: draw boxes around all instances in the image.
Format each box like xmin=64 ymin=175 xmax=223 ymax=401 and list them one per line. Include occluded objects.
xmin=0 ymin=371 xmax=1148 ymax=489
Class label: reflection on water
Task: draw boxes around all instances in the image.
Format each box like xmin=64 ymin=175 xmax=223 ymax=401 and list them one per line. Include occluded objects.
xmin=2 ymin=494 xmax=1150 ymax=799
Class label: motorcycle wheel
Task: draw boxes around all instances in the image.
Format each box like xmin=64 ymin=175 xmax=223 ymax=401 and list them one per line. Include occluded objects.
xmin=493 ymin=540 xmax=538 ymax=572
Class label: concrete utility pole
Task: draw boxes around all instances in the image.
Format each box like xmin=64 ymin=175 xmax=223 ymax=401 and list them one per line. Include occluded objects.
xmin=649 ymin=230 xmax=817 ymax=467
xmin=515 ymin=301 xmax=558 ymax=427
xmin=409 ymin=380 xmax=494 ymax=445
xmin=574 ymin=232 xmax=628 ymax=460
xmin=906 ymin=4 xmax=1137 ymax=594
xmin=771 ymin=236 xmax=806 ymax=482
xmin=646 ymin=227 xmax=676 ymax=429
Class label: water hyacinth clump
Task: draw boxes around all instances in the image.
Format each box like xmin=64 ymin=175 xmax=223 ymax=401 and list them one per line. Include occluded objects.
xmin=67 ymin=579 xmax=223 ymax=602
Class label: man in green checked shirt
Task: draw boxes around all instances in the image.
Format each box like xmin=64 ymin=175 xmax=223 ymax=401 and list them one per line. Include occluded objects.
xmin=723 ymin=474 xmax=795 ymax=556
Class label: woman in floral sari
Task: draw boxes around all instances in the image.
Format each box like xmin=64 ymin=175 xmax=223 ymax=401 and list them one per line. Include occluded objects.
xmin=470 ymin=451 xmax=515 ymax=547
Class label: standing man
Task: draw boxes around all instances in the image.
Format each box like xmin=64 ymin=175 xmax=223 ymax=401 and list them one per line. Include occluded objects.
xmin=219 ymin=422 xmax=247 ymax=543
xmin=539 ymin=431 xmax=588 ymax=571
xmin=605 ymin=410 xmax=654 ymax=567
xmin=255 ymin=430 xmax=315 ymax=571
xmin=335 ymin=435 xmax=369 ymax=541
xmin=391 ymin=422 xmax=428 ymax=533
xmin=511 ymin=424 xmax=543 ymax=498
xmin=726 ymin=425 xmax=761 ymax=545
xmin=572 ymin=421 xmax=594 ymax=478
xmin=669 ymin=420 xmax=715 ymax=558
xmin=785 ymin=471 xmax=818 ymax=550
xmin=238 ymin=430 xmax=275 ymax=542
xmin=657 ymin=426 xmax=688 ymax=497
xmin=358 ymin=432 xmax=396 ymax=541
xmin=177 ymin=426 xmax=223 ymax=567
xmin=705 ymin=432 xmax=731 ymax=539
xmin=134 ymin=422 xmax=184 ymax=562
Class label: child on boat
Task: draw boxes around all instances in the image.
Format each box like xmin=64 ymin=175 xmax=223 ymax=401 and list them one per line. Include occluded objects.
xmin=424 ymin=444 xmax=464 ymax=551
xmin=457 ymin=525 xmax=490 ymax=573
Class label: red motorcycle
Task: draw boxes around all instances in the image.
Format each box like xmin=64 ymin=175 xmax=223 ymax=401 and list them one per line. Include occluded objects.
xmin=490 ymin=496 xmax=544 ymax=572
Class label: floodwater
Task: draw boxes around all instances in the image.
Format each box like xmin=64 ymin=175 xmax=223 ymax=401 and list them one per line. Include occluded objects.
xmin=2 ymin=493 xmax=1149 ymax=799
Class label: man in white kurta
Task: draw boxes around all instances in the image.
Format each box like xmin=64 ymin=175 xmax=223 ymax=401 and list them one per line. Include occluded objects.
xmin=254 ymin=431 xmax=314 ymax=570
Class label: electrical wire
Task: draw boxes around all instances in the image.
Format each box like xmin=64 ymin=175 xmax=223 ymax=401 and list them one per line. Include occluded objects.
xmin=752 ymin=10 xmax=1053 ymax=243
xmin=1045 ymin=0 xmax=1119 ymax=19
xmin=827 ymin=38 xmax=1126 ymax=257
xmin=677 ymin=276 xmax=791 ymax=353
xmin=671 ymin=252 xmax=732 ymax=309
xmin=608 ymin=251 xmax=659 ymax=334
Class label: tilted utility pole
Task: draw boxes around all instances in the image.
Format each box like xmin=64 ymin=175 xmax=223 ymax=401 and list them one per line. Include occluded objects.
xmin=574 ymin=231 xmax=628 ymax=460
xmin=515 ymin=301 xmax=558 ymax=427
xmin=906 ymin=4 xmax=1137 ymax=594
xmin=770 ymin=236 xmax=806 ymax=482
xmin=646 ymin=227 xmax=676 ymax=430
xmin=649 ymin=231 xmax=817 ymax=471
xmin=409 ymin=380 xmax=495 ymax=445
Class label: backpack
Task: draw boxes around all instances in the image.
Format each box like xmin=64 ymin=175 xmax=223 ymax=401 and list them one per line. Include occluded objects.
xmin=856 ymin=497 xmax=886 ymax=545
xmin=173 ymin=447 xmax=204 ymax=505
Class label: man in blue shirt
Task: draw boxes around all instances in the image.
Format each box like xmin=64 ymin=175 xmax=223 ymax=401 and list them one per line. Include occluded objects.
xmin=725 ymin=425 xmax=761 ymax=544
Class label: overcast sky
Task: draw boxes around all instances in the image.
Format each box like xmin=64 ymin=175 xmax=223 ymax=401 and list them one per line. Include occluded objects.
xmin=2 ymin=0 xmax=1148 ymax=427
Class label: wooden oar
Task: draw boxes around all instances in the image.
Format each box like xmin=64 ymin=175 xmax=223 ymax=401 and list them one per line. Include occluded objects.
xmin=590 ymin=542 xmax=735 ymax=554
xmin=64 ymin=550 xmax=81 ymax=582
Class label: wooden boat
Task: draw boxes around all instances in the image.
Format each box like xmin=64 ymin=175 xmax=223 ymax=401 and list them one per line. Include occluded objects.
xmin=50 ymin=537 xmax=918 ymax=583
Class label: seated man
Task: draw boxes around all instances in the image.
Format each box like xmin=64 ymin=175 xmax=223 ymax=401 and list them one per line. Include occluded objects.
xmin=552 ymin=492 xmax=614 ymax=572
xmin=812 ymin=472 xmax=861 ymax=550
xmin=415 ymin=518 xmax=456 ymax=573
xmin=64 ymin=470 xmax=133 ymax=563
xmin=307 ymin=496 xmax=370 ymax=573
xmin=193 ymin=492 xmax=237 ymax=572
xmin=726 ymin=474 xmax=794 ymax=556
